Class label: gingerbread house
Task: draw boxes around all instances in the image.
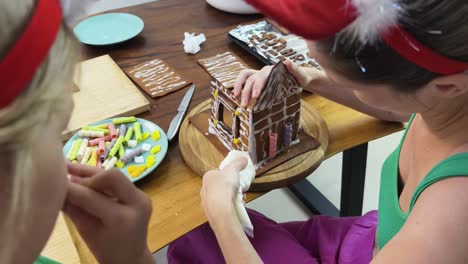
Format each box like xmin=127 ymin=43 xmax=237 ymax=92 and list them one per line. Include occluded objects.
xmin=198 ymin=52 xmax=302 ymax=166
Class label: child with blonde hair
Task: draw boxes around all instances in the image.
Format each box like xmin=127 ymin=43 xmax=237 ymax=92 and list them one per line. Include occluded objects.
xmin=169 ymin=0 xmax=468 ymax=263
xmin=0 ymin=1 xmax=155 ymax=263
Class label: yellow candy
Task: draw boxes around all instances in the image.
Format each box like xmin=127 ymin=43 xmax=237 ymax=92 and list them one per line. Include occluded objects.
xmin=130 ymin=171 xmax=140 ymax=178
xmin=137 ymin=165 xmax=147 ymax=174
xmin=151 ymin=145 xmax=161 ymax=155
xmin=127 ymin=164 xmax=138 ymax=173
xmin=116 ymin=160 xmax=125 ymax=169
xmin=234 ymin=110 xmax=239 ymax=116
xmin=152 ymin=130 xmax=160 ymax=141
xmin=214 ymin=89 xmax=219 ymax=99
xmin=146 ymin=155 xmax=156 ymax=168
xmin=233 ymin=138 xmax=240 ymax=144
xmin=213 ymin=119 xmax=218 ymax=126
xmin=142 ymin=132 xmax=150 ymax=141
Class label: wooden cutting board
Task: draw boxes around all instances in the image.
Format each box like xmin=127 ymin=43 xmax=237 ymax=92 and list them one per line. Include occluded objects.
xmin=62 ymin=55 xmax=150 ymax=139
xmin=179 ymin=99 xmax=329 ymax=191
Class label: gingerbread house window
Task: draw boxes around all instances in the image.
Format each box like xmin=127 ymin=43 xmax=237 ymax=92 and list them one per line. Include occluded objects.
xmin=217 ymin=103 xmax=240 ymax=138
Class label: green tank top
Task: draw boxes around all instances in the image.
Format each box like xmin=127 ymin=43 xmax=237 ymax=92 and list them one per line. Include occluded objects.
xmin=377 ymin=114 xmax=468 ymax=249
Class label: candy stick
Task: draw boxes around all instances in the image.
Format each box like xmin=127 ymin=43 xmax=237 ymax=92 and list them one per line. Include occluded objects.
xmin=112 ymin=116 xmax=136 ymax=125
xmin=66 ymin=141 xmax=77 ymax=160
xmin=121 ymin=148 xmax=143 ymax=163
xmin=97 ymin=140 xmax=105 ymax=155
xmin=69 ymin=139 xmax=83 ymax=161
xmin=80 ymin=147 xmax=93 ymax=164
xmin=119 ymin=144 xmax=125 ymax=158
xmin=83 ymin=126 xmax=110 ymax=135
xmin=89 ymin=135 xmax=113 ymax=146
xmin=87 ymin=150 xmax=98 ymax=166
xmin=100 ymin=139 xmax=116 ymax=162
xmin=78 ymin=130 xmax=105 ymax=138
xmin=105 ymin=157 xmax=118 ymax=170
xmin=76 ymin=139 xmax=89 ymax=161
xmin=119 ymin=124 xmax=127 ymax=138
xmin=134 ymin=122 xmax=142 ymax=142
xmin=269 ymin=133 xmax=278 ymax=159
xmin=124 ymin=127 xmax=134 ymax=143
xmin=102 ymin=158 xmax=110 ymax=168
xmin=93 ymin=124 xmax=110 ymax=129
xmin=108 ymin=123 xmax=118 ymax=139
xmin=108 ymin=136 xmax=124 ymax=158
xmin=283 ymin=122 xmax=293 ymax=147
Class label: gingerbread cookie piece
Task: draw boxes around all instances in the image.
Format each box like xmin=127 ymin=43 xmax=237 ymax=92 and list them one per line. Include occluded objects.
xmin=126 ymin=59 xmax=190 ymax=97
xmin=198 ymin=52 xmax=248 ymax=88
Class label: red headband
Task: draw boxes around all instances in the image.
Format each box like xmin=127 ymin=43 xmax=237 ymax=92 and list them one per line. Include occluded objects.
xmin=0 ymin=0 xmax=63 ymax=109
xmin=246 ymin=0 xmax=468 ymax=75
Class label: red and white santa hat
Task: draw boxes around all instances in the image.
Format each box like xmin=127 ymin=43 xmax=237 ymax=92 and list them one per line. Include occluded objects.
xmin=246 ymin=0 xmax=468 ymax=76
xmin=0 ymin=0 xmax=95 ymax=109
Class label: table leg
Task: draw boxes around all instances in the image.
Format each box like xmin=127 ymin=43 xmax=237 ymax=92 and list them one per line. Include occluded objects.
xmin=288 ymin=143 xmax=369 ymax=217
xmin=340 ymin=143 xmax=368 ymax=217
xmin=289 ymin=180 xmax=340 ymax=217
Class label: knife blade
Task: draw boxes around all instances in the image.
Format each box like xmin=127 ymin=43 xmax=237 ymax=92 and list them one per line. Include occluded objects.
xmin=166 ymin=84 xmax=195 ymax=142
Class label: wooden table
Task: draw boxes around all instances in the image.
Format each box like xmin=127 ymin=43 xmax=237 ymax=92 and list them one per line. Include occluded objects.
xmin=42 ymin=0 xmax=403 ymax=262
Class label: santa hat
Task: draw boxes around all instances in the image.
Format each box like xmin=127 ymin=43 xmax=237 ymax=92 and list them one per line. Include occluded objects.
xmin=246 ymin=0 xmax=468 ymax=75
xmin=0 ymin=0 xmax=95 ymax=109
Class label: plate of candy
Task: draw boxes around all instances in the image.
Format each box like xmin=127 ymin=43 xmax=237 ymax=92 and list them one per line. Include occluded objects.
xmin=63 ymin=117 xmax=168 ymax=182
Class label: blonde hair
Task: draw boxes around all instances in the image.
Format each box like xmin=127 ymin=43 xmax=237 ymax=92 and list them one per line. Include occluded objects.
xmin=0 ymin=1 xmax=79 ymax=262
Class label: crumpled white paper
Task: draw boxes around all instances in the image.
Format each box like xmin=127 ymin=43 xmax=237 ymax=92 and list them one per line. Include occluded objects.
xmin=183 ymin=32 xmax=206 ymax=54
xmin=219 ymin=150 xmax=256 ymax=237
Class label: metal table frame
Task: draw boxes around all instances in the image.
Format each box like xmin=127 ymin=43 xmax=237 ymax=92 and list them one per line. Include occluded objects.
xmin=289 ymin=143 xmax=368 ymax=217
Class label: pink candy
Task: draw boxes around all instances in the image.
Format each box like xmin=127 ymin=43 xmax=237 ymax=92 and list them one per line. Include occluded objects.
xmin=89 ymin=135 xmax=112 ymax=146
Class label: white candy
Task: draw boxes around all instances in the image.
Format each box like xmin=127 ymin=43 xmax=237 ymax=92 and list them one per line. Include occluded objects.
xmin=183 ymin=32 xmax=206 ymax=54
xmin=134 ymin=156 xmax=144 ymax=164
xmin=141 ymin=143 xmax=151 ymax=152
xmin=76 ymin=139 xmax=89 ymax=161
xmin=102 ymin=158 xmax=110 ymax=168
xmin=78 ymin=130 xmax=104 ymax=138
xmin=80 ymin=147 xmax=93 ymax=164
xmin=127 ymin=140 xmax=138 ymax=148
xmin=125 ymin=149 xmax=132 ymax=155
xmin=105 ymin=157 xmax=118 ymax=170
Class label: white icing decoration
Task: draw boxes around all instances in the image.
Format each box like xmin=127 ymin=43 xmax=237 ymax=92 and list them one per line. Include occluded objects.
xmin=129 ymin=59 xmax=188 ymax=95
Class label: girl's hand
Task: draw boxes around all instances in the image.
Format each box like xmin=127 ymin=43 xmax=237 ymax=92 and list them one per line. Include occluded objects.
xmin=63 ymin=163 xmax=154 ymax=264
xmin=200 ymin=157 xmax=247 ymax=229
xmin=233 ymin=60 xmax=321 ymax=107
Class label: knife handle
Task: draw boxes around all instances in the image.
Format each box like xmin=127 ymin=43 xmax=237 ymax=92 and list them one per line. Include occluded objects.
xmin=167 ymin=111 xmax=185 ymax=142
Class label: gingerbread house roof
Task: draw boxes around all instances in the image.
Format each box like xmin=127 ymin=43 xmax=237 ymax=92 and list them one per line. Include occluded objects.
xmin=254 ymin=61 xmax=301 ymax=112
xmin=198 ymin=52 xmax=248 ymax=89
xmin=199 ymin=53 xmax=300 ymax=111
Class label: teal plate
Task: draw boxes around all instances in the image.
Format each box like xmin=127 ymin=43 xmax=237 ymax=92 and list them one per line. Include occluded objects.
xmin=63 ymin=118 xmax=168 ymax=183
xmin=73 ymin=13 xmax=144 ymax=45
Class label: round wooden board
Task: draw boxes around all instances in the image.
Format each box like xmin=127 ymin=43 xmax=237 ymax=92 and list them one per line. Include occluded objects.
xmin=179 ymin=99 xmax=329 ymax=191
